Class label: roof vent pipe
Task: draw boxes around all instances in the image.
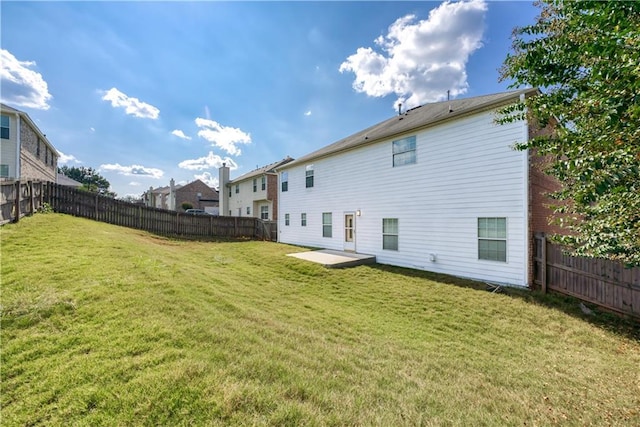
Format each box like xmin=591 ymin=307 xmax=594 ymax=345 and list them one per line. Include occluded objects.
xmin=398 ymin=103 xmax=402 ymax=116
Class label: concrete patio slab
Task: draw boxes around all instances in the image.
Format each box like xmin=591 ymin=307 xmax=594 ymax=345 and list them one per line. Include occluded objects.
xmin=287 ymin=249 xmax=376 ymax=268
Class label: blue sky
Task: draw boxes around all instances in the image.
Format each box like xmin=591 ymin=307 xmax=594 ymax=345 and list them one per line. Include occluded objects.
xmin=1 ymin=1 xmax=538 ymax=198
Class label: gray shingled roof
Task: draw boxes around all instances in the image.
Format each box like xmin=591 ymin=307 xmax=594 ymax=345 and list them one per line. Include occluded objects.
xmin=281 ymin=88 xmax=537 ymax=168
xmin=229 ymin=156 xmax=294 ymax=184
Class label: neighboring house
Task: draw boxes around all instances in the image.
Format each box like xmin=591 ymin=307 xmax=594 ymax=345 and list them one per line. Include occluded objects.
xmin=277 ymin=88 xmax=559 ymax=287
xmin=56 ymin=173 xmax=83 ymax=188
xmin=1 ymin=103 xmax=58 ymax=182
xmin=219 ymin=156 xmax=293 ymax=220
xmin=143 ymin=179 xmax=219 ymax=214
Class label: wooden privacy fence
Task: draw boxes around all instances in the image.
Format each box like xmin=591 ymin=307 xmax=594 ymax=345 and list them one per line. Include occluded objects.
xmin=0 ymin=180 xmax=47 ymax=225
xmin=0 ymin=181 xmax=275 ymax=241
xmin=534 ymin=232 xmax=640 ymax=319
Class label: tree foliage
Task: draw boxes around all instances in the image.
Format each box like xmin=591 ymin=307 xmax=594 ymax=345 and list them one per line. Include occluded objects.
xmin=58 ymin=166 xmax=116 ymax=198
xmin=499 ymin=0 xmax=640 ymax=266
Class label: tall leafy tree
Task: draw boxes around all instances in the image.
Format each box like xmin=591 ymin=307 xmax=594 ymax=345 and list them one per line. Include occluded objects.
xmin=58 ymin=166 xmax=116 ymax=198
xmin=499 ymin=0 xmax=640 ymax=265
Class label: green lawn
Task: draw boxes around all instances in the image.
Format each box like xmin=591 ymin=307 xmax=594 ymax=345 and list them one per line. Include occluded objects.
xmin=1 ymin=213 xmax=639 ymax=426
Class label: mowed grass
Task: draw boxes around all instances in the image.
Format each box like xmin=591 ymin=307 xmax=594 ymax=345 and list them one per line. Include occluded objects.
xmin=1 ymin=214 xmax=639 ymax=426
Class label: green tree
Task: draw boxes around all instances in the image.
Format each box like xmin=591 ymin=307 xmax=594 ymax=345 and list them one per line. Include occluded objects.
xmin=58 ymin=166 xmax=116 ymax=198
xmin=499 ymin=0 xmax=640 ymax=266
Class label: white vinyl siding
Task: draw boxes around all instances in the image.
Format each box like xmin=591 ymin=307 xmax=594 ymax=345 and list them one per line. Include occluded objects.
xmin=278 ymin=109 xmax=529 ymax=286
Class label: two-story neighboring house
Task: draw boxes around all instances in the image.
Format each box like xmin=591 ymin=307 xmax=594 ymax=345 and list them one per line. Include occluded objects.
xmin=1 ymin=103 xmax=58 ymax=182
xmin=219 ymin=156 xmax=293 ymax=220
xmin=277 ymin=89 xmax=559 ymax=288
xmin=143 ymin=179 xmax=219 ymax=213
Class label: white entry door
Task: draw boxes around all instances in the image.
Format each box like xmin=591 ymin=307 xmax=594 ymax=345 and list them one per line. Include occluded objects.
xmin=344 ymin=213 xmax=355 ymax=252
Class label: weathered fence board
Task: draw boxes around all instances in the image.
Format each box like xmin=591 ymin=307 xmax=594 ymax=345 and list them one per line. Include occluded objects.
xmin=0 ymin=180 xmax=47 ymax=224
xmin=534 ymin=232 xmax=640 ymax=319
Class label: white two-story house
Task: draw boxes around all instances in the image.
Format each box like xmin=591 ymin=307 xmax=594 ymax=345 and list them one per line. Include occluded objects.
xmin=277 ymin=88 xmax=557 ymax=287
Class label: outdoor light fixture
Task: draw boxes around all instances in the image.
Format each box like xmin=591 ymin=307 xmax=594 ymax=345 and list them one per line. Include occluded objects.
xmin=356 ymin=210 xmax=361 ymax=216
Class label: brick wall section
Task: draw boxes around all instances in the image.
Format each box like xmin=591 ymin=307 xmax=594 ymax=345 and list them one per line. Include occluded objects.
xmin=527 ymin=121 xmax=567 ymax=286
xmin=19 ymin=121 xmax=56 ymax=182
xmin=175 ymin=180 xmax=218 ymax=211
xmin=266 ymin=173 xmax=278 ymax=220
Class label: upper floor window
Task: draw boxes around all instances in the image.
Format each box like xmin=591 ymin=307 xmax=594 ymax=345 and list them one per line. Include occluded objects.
xmin=478 ymin=217 xmax=507 ymax=262
xmin=285 ymin=213 xmax=290 ymax=226
xmin=0 ymin=164 xmax=9 ymax=178
xmin=305 ymin=165 xmax=314 ymax=188
xmin=45 ymin=148 xmax=48 ymax=164
xmin=261 ymin=176 xmax=266 ymax=191
xmin=392 ymin=136 xmax=416 ymax=167
xmin=253 ymin=178 xmax=257 ymax=192
xmin=281 ymin=172 xmax=288 ymax=192
xmin=235 ymin=184 xmax=239 ymax=194
xmin=228 ymin=187 xmax=231 ymax=198
xmin=1 ymin=115 xmax=9 ymax=139
xmin=260 ymin=205 xmax=268 ymax=220
xmin=301 ymin=213 xmax=307 ymax=226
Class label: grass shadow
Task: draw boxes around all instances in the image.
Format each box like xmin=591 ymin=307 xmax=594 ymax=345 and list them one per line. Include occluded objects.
xmin=365 ymin=263 xmax=640 ymax=341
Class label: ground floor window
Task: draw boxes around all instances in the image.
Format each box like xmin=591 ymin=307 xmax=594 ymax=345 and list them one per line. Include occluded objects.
xmin=285 ymin=213 xmax=290 ymax=226
xmin=246 ymin=206 xmax=251 ymax=215
xmin=478 ymin=217 xmax=507 ymax=262
xmin=382 ymin=218 xmax=398 ymax=250
xmin=0 ymin=164 xmax=8 ymax=177
xmin=322 ymin=212 xmax=332 ymax=237
xmin=301 ymin=213 xmax=307 ymax=226
xmin=260 ymin=206 xmax=268 ymax=220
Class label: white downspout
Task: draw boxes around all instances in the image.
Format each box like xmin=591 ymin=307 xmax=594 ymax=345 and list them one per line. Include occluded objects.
xmin=521 ymin=93 xmax=530 ymax=287
xmin=15 ymin=114 xmax=21 ymax=179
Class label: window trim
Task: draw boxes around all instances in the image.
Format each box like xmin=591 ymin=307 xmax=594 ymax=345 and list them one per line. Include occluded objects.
xmin=382 ymin=218 xmax=399 ymax=251
xmin=305 ymin=165 xmax=314 ymax=188
xmin=477 ymin=217 xmax=508 ymax=262
xmin=261 ymin=176 xmax=266 ymax=191
xmin=392 ymin=135 xmax=417 ymax=167
xmin=322 ymin=212 xmax=332 ymax=238
xmin=281 ymin=172 xmax=288 ymax=192
xmin=0 ymin=164 xmax=9 ymax=178
xmin=246 ymin=206 xmax=251 ymax=215
xmin=235 ymin=184 xmax=239 ymax=194
xmin=260 ymin=205 xmax=268 ymax=220
xmin=301 ymin=213 xmax=307 ymax=227
xmin=0 ymin=115 xmax=9 ymax=139
xmin=285 ymin=213 xmax=290 ymax=226
xmin=253 ymin=178 xmax=257 ymax=192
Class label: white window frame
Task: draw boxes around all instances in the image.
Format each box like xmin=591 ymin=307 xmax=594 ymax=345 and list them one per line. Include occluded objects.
xmin=261 ymin=176 xmax=266 ymax=191
xmin=305 ymin=165 xmax=314 ymax=188
xmin=382 ymin=218 xmax=399 ymax=250
xmin=0 ymin=115 xmax=9 ymax=139
xmin=301 ymin=213 xmax=307 ymax=227
xmin=281 ymin=172 xmax=288 ymax=192
xmin=260 ymin=206 xmax=268 ymax=220
xmin=392 ymin=136 xmax=416 ymax=167
xmin=285 ymin=213 xmax=290 ymax=226
xmin=478 ymin=217 xmax=508 ymax=262
xmin=322 ymin=212 xmax=332 ymax=238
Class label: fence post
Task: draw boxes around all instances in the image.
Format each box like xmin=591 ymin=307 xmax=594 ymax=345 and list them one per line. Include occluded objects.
xmin=541 ymin=233 xmax=547 ymax=294
xmin=28 ymin=181 xmax=35 ymax=215
xmin=13 ymin=180 xmax=21 ymax=222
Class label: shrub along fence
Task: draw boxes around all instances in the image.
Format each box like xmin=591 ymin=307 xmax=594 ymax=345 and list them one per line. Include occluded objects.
xmin=2 ymin=181 xmax=275 ymax=240
xmin=534 ymin=232 xmax=640 ymax=319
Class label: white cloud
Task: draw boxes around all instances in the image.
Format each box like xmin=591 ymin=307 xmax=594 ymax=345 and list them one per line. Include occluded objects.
xmin=100 ymin=163 xmax=164 ymax=179
xmin=178 ymin=151 xmax=238 ymax=171
xmin=304 ymin=110 xmax=312 ymax=116
xmin=57 ymin=151 xmax=81 ymax=165
xmin=0 ymin=49 xmax=52 ymax=110
xmin=101 ymin=88 xmax=160 ymax=119
xmin=90 ymin=127 xmax=95 ymax=132
xmin=339 ymin=0 xmax=487 ymax=109
xmin=129 ymin=181 xmax=141 ymax=186
xmin=171 ymin=129 xmax=192 ymax=140
xmin=193 ymin=172 xmax=219 ymax=189
xmin=195 ymin=118 xmax=251 ymax=156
